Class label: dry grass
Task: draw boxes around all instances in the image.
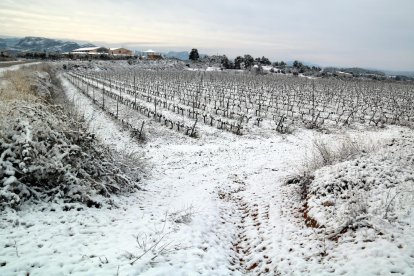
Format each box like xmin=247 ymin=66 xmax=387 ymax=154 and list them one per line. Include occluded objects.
xmin=0 ymin=67 xmax=40 ymax=128
xmin=0 ymin=64 xmax=53 ymax=125
xmin=304 ymin=134 xmax=377 ymax=173
xmin=1 ymin=69 xmax=41 ymax=102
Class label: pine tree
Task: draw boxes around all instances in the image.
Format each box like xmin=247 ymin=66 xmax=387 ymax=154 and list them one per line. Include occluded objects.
xmin=234 ymin=56 xmax=244 ymax=69
xmin=244 ymin=54 xmax=254 ymax=68
xmin=189 ymin=49 xmax=199 ymax=61
xmin=293 ymin=60 xmax=303 ymax=68
xmin=260 ymin=56 xmax=271 ymax=65
xmin=221 ymin=55 xmax=231 ymax=69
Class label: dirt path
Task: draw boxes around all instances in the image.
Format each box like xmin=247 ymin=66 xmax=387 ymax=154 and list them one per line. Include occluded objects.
xmin=60 ymin=72 xmax=314 ymax=274
xmin=212 ymin=136 xmax=306 ymax=275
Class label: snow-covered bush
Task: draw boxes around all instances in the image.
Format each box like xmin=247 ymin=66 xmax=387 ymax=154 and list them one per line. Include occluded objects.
xmin=0 ymin=102 xmax=138 ymax=209
xmin=0 ymin=66 xmax=139 ymax=210
xmin=285 ymin=132 xmax=414 ymax=241
xmin=305 ymin=131 xmax=414 ymax=238
xmin=287 ymin=135 xmax=376 ymax=200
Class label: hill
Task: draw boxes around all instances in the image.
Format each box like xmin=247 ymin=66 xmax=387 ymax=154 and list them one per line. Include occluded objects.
xmin=0 ymin=36 xmax=95 ymax=53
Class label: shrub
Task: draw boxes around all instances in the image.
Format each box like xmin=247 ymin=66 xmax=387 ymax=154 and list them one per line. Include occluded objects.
xmin=0 ymin=65 xmax=139 ymax=209
xmin=0 ymin=103 xmax=137 ymax=209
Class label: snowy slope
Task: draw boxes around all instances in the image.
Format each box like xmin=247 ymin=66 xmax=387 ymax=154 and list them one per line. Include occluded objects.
xmin=4 ymin=36 xmax=95 ymax=52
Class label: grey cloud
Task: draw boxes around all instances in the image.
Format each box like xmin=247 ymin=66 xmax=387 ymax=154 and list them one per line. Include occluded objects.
xmin=0 ymin=0 xmax=413 ymax=70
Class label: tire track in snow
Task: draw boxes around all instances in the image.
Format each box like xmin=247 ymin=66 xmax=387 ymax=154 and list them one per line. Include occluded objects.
xmin=219 ymin=173 xmax=279 ymax=275
xmin=216 ymin=139 xmax=306 ymax=275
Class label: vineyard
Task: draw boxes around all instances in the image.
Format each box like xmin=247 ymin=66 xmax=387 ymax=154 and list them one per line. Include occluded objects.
xmin=2 ymin=62 xmax=413 ymax=275
xmin=64 ymin=67 xmax=414 ymax=139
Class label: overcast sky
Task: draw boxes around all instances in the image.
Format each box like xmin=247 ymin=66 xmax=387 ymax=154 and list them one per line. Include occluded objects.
xmin=0 ymin=0 xmax=413 ymax=70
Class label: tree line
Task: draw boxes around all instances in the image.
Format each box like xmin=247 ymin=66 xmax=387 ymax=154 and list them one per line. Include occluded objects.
xmin=188 ymin=48 xmax=321 ymax=73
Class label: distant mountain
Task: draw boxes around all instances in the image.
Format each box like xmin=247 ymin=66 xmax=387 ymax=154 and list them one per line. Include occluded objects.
xmin=286 ymin=60 xmax=320 ymax=67
xmin=383 ymin=70 xmax=414 ymax=78
xmin=0 ymin=36 xmax=95 ymax=53
xmin=164 ymin=51 xmax=190 ymax=60
xmin=15 ymin=37 xmax=95 ymax=52
xmin=163 ymin=51 xmax=208 ymax=61
xmin=324 ymin=67 xmax=385 ymax=76
xmin=80 ymin=43 xmax=96 ymax=48
xmin=0 ymin=37 xmax=20 ymax=49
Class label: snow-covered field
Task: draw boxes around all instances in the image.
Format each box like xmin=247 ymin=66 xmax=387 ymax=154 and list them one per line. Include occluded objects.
xmin=1 ymin=63 xmax=413 ymax=275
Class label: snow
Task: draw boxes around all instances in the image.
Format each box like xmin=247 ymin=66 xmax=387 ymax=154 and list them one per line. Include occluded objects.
xmin=300 ymin=130 xmax=414 ymax=274
xmin=0 ymin=64 xmax=413 ymax=275
xmin=206 ymin=66 xmax=221 ymax=72
xmin=0 ymin=61 xmax=23 ymax=65
xmin=59 ymin=74 xmax=143 ymax=153
xmin=72 ymin=47 xmax=102 ymax=52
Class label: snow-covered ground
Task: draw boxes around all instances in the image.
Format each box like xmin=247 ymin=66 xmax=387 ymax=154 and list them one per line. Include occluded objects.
xmin=0 ymin=67 xmax=413 ymax=275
